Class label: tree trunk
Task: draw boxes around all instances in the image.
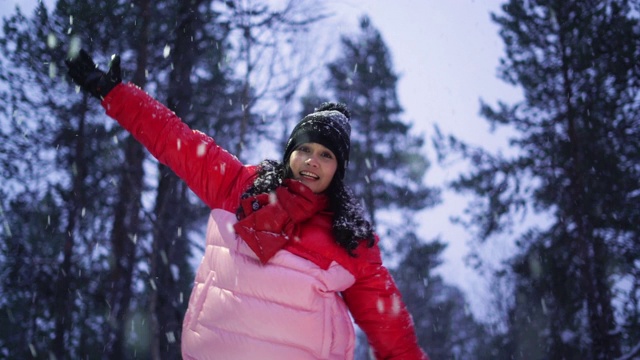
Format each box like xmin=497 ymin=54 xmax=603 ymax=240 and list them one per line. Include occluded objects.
xmin=105 ymin=0 xmax=151 ymax=357
xmin=237 ymin=25 xmax=252 ymax=159
xmin=149 ymin=1 xmax=203 ymax=358
xmin=558 ymin=13 xmax=620 ymax=357
xmin=52 ymin=97 xmax=89 ymax=358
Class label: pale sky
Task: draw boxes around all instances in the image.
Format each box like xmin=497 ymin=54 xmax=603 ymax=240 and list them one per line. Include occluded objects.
xmin=1 ymin=0 xmax=523 ymax=319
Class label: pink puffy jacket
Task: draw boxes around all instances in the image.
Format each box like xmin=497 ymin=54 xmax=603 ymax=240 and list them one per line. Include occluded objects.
xmin=102 ymin=83 xmax=428 ymax=360
xmin=182 ymin=209 xmax=357 ymax=359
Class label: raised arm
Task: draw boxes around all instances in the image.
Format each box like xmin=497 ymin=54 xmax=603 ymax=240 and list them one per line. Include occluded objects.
xmin=65 ymin=49 xmax=253 ymax=210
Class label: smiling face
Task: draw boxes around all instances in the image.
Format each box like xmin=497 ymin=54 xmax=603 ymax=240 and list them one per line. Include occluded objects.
xmin=288 ymin=142 xmax=338 ymax=194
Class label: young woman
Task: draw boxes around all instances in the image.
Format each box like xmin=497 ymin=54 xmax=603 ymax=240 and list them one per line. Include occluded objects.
xmin=66 ymin=50 xmax=428 ymax=360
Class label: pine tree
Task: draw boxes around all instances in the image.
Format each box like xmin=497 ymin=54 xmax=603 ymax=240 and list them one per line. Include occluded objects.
xmin=434 ymin=1 xmax=640 ymax=358
xmin=325 ymin=15 xmax=438 ymax=233
xmin=0 ymin=1 xmax=126 ymax=357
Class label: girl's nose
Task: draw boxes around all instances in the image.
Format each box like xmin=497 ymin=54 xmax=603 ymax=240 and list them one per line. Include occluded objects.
xmin=305 ymin=157 xmax=318 ymax=166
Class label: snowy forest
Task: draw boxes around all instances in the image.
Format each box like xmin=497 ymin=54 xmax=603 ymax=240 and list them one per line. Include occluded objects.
xmin=0 ymin=0 xmax=639 ymax=359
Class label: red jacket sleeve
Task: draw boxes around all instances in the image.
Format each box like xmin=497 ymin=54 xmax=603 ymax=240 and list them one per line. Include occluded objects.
xmin=342 ymin=239 xmax=428 ymax=360
xmin=101 ymin=83 xmax=254 ymax=211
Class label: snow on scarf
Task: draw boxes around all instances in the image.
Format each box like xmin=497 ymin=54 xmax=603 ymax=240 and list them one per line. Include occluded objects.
xmin=233 ymin=179 xmax=329 ymax=264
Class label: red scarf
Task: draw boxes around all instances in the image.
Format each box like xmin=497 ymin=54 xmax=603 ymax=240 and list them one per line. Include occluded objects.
xmin=233 ymin=179 xmax=329 ymax=264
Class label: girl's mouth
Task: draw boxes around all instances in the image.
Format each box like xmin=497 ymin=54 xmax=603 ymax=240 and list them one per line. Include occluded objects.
xmin=300 ymin=171 xmax=319 ymax=180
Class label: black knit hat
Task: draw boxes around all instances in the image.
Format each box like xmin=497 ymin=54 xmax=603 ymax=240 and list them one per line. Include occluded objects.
xmin=283 ymin=102 xmax=352 ymax=180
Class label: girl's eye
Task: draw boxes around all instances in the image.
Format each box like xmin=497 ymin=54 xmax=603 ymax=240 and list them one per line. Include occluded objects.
xmin=297 ymin=145 xmax=310 ymax=153
xmin=321 ymin=152 xmax=333 ymax=159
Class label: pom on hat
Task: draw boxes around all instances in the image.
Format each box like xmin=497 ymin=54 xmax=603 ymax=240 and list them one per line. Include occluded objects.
xmin=283 ymin=102 xmax=352 ymax=180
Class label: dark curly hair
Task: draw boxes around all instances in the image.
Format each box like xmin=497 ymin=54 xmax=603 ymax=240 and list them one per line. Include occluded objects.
xmin=237 ymin=159 xmax=375 ymax=255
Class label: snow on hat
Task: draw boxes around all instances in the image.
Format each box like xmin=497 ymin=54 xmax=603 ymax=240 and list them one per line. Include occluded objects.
xmin=283 ymin=102 xmax=352 ymax=180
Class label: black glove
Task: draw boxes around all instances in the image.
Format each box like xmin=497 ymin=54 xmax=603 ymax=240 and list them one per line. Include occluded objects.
xmin=65 ymin=49 xmax=121 ymax=99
